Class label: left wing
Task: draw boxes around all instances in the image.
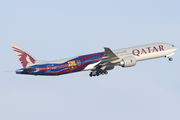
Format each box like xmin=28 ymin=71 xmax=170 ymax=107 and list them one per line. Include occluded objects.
xmin=90 ymin=47 xmax=121 ymax=76
xmin=98 ymin=47 xmax=120 ymax=66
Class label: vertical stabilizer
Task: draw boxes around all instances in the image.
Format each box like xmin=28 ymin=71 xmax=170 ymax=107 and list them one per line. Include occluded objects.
xmin=11 ymin=43 xmax=40 ymax=68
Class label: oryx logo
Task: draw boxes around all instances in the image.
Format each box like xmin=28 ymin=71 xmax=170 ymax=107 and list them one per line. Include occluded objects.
xmin=12 ymin=47 xmax=36 ymax=68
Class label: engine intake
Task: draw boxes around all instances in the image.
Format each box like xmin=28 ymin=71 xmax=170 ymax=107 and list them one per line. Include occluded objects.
xmin=118 ymin=56 xmax=136 ymax=67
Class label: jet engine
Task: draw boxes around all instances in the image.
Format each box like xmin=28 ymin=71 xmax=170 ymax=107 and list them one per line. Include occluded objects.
xmin=118 ymin=56 xmax=136 ymax=67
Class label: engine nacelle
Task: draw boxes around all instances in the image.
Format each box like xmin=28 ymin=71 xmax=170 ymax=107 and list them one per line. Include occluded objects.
xmin=119 ymin=56 xmax=136 ymax=67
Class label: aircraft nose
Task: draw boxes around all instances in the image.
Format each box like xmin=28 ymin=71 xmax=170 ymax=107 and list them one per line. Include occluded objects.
xmin=174 ymin=46 xmax=178 ymax=51
xmin=172 ymin=44 xmax=178 ymax=51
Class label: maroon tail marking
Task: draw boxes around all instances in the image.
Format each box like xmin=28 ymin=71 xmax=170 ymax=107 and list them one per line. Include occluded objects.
xmin=12 ymin=47 xmax=36 ymax=68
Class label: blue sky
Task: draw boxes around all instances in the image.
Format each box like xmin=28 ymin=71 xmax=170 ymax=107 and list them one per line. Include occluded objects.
xmin=1 ymin=0 xmax=180 ymax=120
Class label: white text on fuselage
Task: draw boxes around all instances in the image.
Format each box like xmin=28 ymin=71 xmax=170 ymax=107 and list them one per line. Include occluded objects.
xmin=132 ymin=45 xmax=164 ymax=57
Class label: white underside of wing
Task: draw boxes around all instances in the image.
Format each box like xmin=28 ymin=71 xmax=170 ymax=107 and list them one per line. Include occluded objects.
xmin=84 ymin=61 xmax=101 ymax=71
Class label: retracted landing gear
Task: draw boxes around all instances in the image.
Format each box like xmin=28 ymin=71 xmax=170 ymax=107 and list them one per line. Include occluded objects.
xmin=89 ymin=70 xmax=108 ymax=77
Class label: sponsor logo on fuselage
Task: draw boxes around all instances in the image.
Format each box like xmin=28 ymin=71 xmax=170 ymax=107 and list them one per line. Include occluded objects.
xmin=132 ymin=45 xmax=164 ymax=57
xmin=68 ymin=61 xmax=77 ymax=70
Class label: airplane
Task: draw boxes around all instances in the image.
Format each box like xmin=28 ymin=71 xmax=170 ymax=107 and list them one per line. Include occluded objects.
xmin=11 ymin=43 xmax=177 ymax=77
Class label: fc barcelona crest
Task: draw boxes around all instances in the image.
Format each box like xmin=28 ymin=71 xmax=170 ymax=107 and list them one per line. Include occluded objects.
xmin=68 ymin=61 xmax=77 ymax=70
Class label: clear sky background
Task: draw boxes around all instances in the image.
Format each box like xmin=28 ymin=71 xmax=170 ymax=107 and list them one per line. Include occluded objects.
xmin=0 ymin=0 xmax=180 ymax=120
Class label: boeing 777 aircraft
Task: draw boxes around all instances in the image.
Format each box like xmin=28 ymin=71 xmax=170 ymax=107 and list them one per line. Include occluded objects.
xmin=11 ymin=43 xmax=177 ymax=77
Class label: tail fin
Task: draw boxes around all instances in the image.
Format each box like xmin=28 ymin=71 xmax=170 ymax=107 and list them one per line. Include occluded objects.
xmin=11 ymin=43 xmax=40 ymax=68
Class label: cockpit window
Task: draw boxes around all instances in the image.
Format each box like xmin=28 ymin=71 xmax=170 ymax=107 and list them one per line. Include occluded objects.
xmin=172 ymin=45 xmax=174 ymax=47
